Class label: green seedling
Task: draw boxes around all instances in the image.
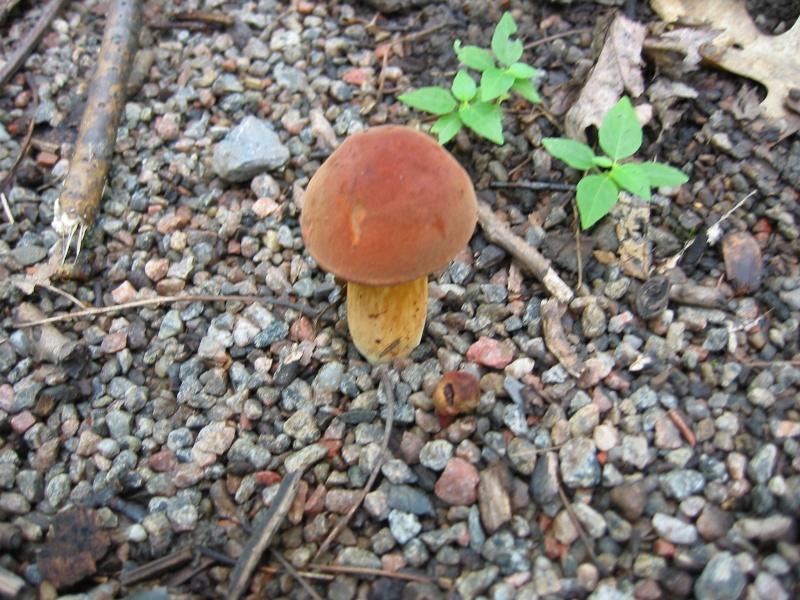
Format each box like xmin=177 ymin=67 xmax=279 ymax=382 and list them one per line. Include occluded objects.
xmin=399 ymin=12 xmax=541 ymax=145
xmin=543 ymin=97 xmax=689 ymax=229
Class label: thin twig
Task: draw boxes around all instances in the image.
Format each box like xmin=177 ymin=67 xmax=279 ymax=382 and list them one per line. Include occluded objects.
xmin=271 ymin=549 xmax=324 ymax=600
xmin=14 ymin=292 xmax=319 ymax=328
xmin=394 ymin=21 xmax=452 ymax=44
xmin=557 ymin=486 xmax=610 ymax=577
xmin=524 ymin=27 xmax=593 ymax=51
xmin=314 ymin=374 xmax=395 ymax=561
xmin=118 ymin=548 xmax=194 ymax=586
xmin=477 ymin=200 xmax=574 ymax=304
xmin=0 ymin=0 xmax=69 ymax=86
xmin=490 ymin=180 xmax=577 ymax=192
xmin=227 ymin=471 xmax=302 ymax=600
xmin=29 ymin=281 xmax=88 ymax=309
xmin=308 ymin=564 xmax=452 ymax=589
xmin=0 ymin=72 xmax=38 ymax=196
xmin=573 ymin=202 xmax=583 ymax=291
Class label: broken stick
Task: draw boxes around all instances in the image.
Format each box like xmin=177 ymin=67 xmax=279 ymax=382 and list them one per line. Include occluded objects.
xmin=15 ymin=303 xmax=91 ymax=378
xmin=227 ymin=470 xmax=302 ymax=600
xmin=477 ymin=200 xmax=574 ymax=304
xmin=53 ymin=0 xmax=142 ymax=258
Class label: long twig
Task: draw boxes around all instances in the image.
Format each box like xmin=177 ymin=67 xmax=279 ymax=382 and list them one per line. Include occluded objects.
xmin=308 ymin=564 xmax=453 ymax=589
xmin=0 ymin=72 xmax=38 ymax=197
xmin=477 ymin=200 xmax=574 ymax=304
xmin=313 ymin=374 xmax=395 ymax=561
xmin=524 ymin=27 xmax=593 ymax=50
xmin=53 ymin=0 xmax=142 ymax=259
xmin=14 ymin=292 xmax=319 ymax=328
xmin=0 ymin=0 xmax=69 ymax=86
xmin=271 ymin=549 xmax=323 ymax=600
xmin=490 ymin=180 xmax=577 ymax=192
xmin=227 ymin=471 xmax=302 ymax=600
xmin=557 ymin=486 xmax=610 ymax=577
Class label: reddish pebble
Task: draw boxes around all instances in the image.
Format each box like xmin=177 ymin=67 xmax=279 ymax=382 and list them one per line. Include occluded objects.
xmin=155 ymin=213 xmax=191 ymax=235
xmin=466 ymin=336 xmax=515 ymax=369
xmin=342 ymin=68 xmax=372 ymax=85
xmin=325 ymin=489 xmax=360 ymax=514
xmin=111 ymin=281 xmax=137 ymax=304
xmin=254 ymin=471 xmax=282 ymax=486
xmin=381 ymin=554 xmax=407 ymax=573
xmin=304 ymin=484 xmax=327 ymax=515
xmin=150 ymin=450 xmax=177 ymax=472
xmin=319 ymin=439 xmax=343 ymax=459
xmin=290 ymin=316 xmax=316 ymax=342
xmin=10 ymin=411 xmax=36 ymax=434
xmin=101 ymin=331 xmax=127 ymax=354
xmin=653 ymin=538 xmax=675 ymax=558
xmin=434 ymin=457 xmax=480 ymax=505
xmin=544 ymin=535 xmax=565 ymax=560
xmin=145 ymin=258 xmax=169 ymax=281
xmin=36 ymin=151 xmax=59 ymax=167
xmin=0 ymin=384 xmax=14 ymax=413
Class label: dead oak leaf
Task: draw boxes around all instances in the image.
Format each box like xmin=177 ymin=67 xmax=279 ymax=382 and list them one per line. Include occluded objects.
xmin=651 ymin=0 xmax=800 ymax=135
xmin=565 ymin=14 xmax=648 ymax=142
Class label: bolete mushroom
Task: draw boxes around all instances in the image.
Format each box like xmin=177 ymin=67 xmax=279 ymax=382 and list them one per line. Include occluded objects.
xmin=301 ymin=126 xmax=477 ymax=362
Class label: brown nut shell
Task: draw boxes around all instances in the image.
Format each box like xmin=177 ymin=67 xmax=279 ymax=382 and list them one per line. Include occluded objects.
xmin=433 ymin=371 xmax=481 ymax=426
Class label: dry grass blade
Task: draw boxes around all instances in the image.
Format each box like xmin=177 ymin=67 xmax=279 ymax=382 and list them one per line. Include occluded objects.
xmin=227 ymin=471 xmax=302 ymax=600
xmin=477 ymin=200 xmax=574 ymax=304
xmin=308 ymin=564 xmax=453 ymax=589
xmin=313 ymin=374 xmax=395 ymax=561
xmin=13 ymin=293 xmax=319 ymax=328
xmin=53 ymin=0 xmax=143 ymax=259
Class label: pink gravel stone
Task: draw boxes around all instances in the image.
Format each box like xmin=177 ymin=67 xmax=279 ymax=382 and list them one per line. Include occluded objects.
xmin=10 ymin=410 xmax=36 ymax=434
xmin=434 ymin=457 xmax=480 ymax=506
xmin=466 ymin=336 xmax=515 ymax=369
xmin=111 ymin=281 xmax=137 ymax=304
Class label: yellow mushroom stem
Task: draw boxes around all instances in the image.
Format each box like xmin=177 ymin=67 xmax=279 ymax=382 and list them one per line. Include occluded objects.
xmin=346 ymin=277 xmax=428 ymax=362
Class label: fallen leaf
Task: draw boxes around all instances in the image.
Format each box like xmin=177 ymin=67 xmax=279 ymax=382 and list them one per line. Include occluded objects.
xmin=651 ymin=0 xmax=800 ymax=135
xmin=565 ymin=14 xmax=648 ymax=142
xmin=722 ymin=231 xmax=763 ymax=293
xmin=37 ymin=506 xmax=110 ymax=589
xmin=647 ymin=78 xmax=699 ymax=129
xmin=644 ymin=27 xmax=721 ymax=69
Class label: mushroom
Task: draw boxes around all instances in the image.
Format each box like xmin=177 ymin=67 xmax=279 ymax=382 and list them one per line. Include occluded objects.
xmin=301 ymin=126 xmax=477 ymax=362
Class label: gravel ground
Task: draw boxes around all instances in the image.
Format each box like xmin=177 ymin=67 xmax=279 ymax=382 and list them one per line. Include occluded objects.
xmin=1 ymin=0 xmax=799 ymax=599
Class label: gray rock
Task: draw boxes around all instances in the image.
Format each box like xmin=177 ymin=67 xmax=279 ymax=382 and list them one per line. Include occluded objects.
xmin=212 ymin=116 xmax=290 ymax=182
xmin=11 ymin=245 xmax=47 ymax=266
xmin=419 ymin=440 xmax=453 ymax=471
xmin=748 ymin=443 xmax=778 ymax=484
xmin=388 ymin=509 xmax=421 ymax=545
xmin=387 ymin=484 xmax=434 ymax=516
xmin=336 ymin=547 xmax=381 ymax=569
xmin=660 ymin=469 xmax=706 ymax=500
xmin=559 ymin=438 xmax=601 ymax=488
xmin=284 ymin=444 xmax=328 ymax=473
xmin=652 ymin=513 xmax=698 ymax=545
xmin=283 ymin=409 xmax=320 ymax=445
xmin=455 ymin=565 xmax=499 ymax=600
xmin=694 ymin=551 xmax=746 ymax=600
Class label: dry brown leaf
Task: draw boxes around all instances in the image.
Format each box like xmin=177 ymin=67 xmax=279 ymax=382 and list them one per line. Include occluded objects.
xmin=565 ymin=14 xmax=648 ymax=142
xmin=37 ymin=506 xmax=110 ymax=589
xmin=722 ymin=231 xmax=763 ymax=293
xmin=647 ymin=78 xmax=699 ymax=129
xmin=651 ymin=0 xmax=800 ymax=134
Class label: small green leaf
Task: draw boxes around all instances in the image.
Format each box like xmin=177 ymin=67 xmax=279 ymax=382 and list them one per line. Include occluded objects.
xmin=398 ymin=87 xmax=458 ymax=115
xmin=638 ymin=162 xmax=689 ymax=188
xmin=598 ymin=96 xmax=643 ymax=161
xmin=479 ymin=67 xmax=516 ymax=101
xmin=454 ymin=41 xmax=496 ymax=72
xmin=506 ymin=62 xmax=539 ymax=79
xmin=451 ymin=70 xmax=477 ymax=102
xmin=491 ymin=12 xmax=523 ymax=67
xmin=592 ymin=156 xmax=614 ymax=169
xmin=510 ymin=78 xmax=541 ymax=103
xmin=610 ymin=163 xmax=651 ymax=200
xmin=431 ymin=113 xmax=463 ymax=145
xmin=576 ymin=174 xmax=620 ymax=229
xmin=542 ymin=138 xmax=596 ymax=170
xmin=459 ymin=101 xmax=504 ymax=145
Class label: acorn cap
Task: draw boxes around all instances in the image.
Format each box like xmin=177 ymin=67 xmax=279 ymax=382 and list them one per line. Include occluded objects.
xmin=301 ymin=126 xmax=478 ymax=286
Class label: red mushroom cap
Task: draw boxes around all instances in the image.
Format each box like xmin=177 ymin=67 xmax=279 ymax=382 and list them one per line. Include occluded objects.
xmin=301 ymin=126 xmax=477 ymax=286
